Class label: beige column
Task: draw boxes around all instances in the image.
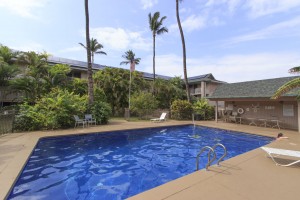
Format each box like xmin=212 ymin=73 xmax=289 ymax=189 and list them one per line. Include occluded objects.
xmin=201 ymin=81 xmax=206 ymax=98
xmin=215 ymin=101 xmax=218 ymax=122
xmin=297 ymin=101 xmax=300 ymax=133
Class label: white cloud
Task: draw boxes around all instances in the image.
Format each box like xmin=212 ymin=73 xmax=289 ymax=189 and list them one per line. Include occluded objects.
xmin=169 ymin=15 xmax=207 ymax=33
xmin=141 ymin=52 xmax=299 ymax=83
xmin=224 ymin=16 xmax=300 ymax=45
xmin=140 ymin=0 xmax=158 ymax=9
xmin=58 ymin=46 xmax=83 ymax=53
xmin=89 ymin=27 xmax=151 ymax=52
xmin=245 ymin=0 xmax=300 ymax=18
xmin=11 ymin=42 xmax=44 ymax=52
xmin=0 ymin=0 xmax=47 ymax=19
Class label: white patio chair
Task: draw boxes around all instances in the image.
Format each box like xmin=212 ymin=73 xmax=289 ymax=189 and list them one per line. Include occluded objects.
xmin=261 ymin=147 xmax=300 ymax=167
xmin=85 ymin=114 xmax=97 ymax=126
xmin=150 ymin=112 xmax=167 ymax=123
xmin=74 ymin=115 xmax=87 ymax=128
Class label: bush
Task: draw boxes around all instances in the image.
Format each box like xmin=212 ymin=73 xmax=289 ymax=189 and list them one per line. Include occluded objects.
xmin=170 ymin=100 xmax=193 ymax=120
xmin=130 ymin=92 xmax=158 ymax=119
xmin=14 ymin=88 xmax=87 ymax=131
xmin=90 ymin=100 xmax=112 ymax=124
xmin=193 ymin=98 xmax=215 ymax=120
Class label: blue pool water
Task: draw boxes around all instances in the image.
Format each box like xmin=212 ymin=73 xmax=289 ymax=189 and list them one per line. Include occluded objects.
xmin=7 ymin=125 xmax=273 ymax=200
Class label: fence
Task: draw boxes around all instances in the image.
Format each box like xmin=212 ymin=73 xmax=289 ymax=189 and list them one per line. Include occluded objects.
xmin=0 ymin=110 xmax=15 ymax=135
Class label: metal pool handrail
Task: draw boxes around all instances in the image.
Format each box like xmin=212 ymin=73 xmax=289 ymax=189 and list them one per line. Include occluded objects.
xmin=196 ymin=143 xmax=227 ymax=171
xmin=196 ymin=146 xmax=216 ymax=171
xmin=209 ymin=143 xmax=227 ymax=166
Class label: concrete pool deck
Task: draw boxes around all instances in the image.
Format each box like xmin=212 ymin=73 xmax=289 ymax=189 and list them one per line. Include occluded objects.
xmin=0 ymin=120 xmax=299 ymax=200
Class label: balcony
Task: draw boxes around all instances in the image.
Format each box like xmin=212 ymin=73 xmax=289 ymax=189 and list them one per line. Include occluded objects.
xmin=190 ymin=88 xmax=201 ymax=95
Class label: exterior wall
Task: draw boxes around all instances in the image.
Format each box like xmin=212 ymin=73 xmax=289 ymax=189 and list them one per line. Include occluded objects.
xmin=224 ymin=100 xmax=298 ymax=130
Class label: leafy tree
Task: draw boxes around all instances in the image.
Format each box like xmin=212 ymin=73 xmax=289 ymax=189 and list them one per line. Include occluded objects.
xmin=176 ymin=0 xmax=190 ymax=102
xmin=94 ymin=67 xmax=148 ymax=116
xmin=0 ymin=45 xmax=20 ymax=87
xmin=272 ymin=67 xmax=300 ymax=99
xmin=130 ymin=92 xmax=158 ymax=119
xmin=9 ymin=51 xmax=50 ymax=102
xmin=171 ymin=99 xmax=193 ymax=120
xmin=48 ymin=64 xmax=71 ymax=87
xmin=67 ymin=78 xmax=88 ymax=96
xmin=148 ymin=11 xmax=168 ymax=91
xmin=79 ymin=37 xmax=107 ymax=66
xmin=154 ymin=77 xmax=186 ymax=108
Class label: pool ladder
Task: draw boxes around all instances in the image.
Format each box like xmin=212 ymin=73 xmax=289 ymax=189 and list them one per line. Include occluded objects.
xmin=196 ymin=143 xmax=227 ymax=171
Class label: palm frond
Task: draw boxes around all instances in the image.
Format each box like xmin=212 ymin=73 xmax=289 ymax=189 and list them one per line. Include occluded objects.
xmin=271 ymin=78 xmax=300 ymax=99
xmin=79 ymin=43 xmax=86 ymax=49
xmin=289 ymin=66 xmax=300 ymax=74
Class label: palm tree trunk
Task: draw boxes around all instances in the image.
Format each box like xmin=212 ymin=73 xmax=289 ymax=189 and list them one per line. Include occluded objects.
xmin=176 ymin=0 xmax=190 ymax=102
xmin=152 ymin=34 xmax=156 ymax=93
xmin=85 ymin=0 xmax=94 ymax=105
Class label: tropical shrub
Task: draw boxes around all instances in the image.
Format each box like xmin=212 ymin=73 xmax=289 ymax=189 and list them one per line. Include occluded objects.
xmin=130 ymin=92 xmax=158 ymax=119
xmin=193 ymin=98 xmax=215 ymax=120
xmin=14 ymin=89 xmax=87 ymax=131
xmin=90 ymin=100 xmax=111 ymax=124
xmin=170 ymin=100 xmax=193 ymax=120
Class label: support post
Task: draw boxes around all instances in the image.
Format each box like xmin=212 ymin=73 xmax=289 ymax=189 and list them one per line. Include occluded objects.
xmin=298 ymin=101 xmax=300 ymax=132
xmin=215 ymin=101 xmax=218 ymax=122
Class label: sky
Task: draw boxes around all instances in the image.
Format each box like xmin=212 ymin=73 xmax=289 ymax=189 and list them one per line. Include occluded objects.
xmin=1 ymin=0 xmax=300 ymax=83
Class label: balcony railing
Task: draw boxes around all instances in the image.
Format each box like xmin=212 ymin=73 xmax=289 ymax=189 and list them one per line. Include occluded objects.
xmin=190 ymin=88 xmax=201 ymax=95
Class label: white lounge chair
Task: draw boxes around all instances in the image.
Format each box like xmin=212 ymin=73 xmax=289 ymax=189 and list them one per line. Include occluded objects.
xmin=150 ymin=113 xmax=167 ymax=123
xmin=261 ymin=147 xmax=300 ymax=167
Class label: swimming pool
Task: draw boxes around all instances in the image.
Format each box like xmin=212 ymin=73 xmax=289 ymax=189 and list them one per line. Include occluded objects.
xmin=7 ymin=125 xmax=273 ymax=200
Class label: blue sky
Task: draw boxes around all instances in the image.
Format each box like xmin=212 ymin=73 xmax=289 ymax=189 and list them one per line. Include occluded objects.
xmin=1 ymin=0 xmax=300 ymax=83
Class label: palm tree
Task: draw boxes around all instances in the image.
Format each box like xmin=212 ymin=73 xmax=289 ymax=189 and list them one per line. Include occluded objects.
xmin=272 ymin=67 xmax=300 ymax=99
xmin=148 ymin=12 xmax=168 ymax=91
xmin=176 ymin=0 xmax=190 ymax=102
xmin=120 ymin=50 xmax=141 ymax=112
xmin=120 ymin=50 xmax=141 ymax=67
xmin=79 ymin=38 xmax=107 ymax=66
xmin=84 ymin=0 xmax=94 ymax=105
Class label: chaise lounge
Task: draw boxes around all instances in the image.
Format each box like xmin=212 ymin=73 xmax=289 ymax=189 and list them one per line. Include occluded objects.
xmin=261 ymin=147 xmax=300 ymax=167
xmin=150 ymin=112 xmax=167 ymax=123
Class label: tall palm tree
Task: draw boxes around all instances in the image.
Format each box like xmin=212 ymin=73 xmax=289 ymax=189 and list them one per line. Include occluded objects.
xmin=176 ymin=0 xmax=190 ymax=102
xmin=79 ymin=38 xmax=107 ymax=66
xmin=120 ymin=50 xmax=141 ymax=111
xmin=148 ymin=12 xmax=168 ymax=91
xmin=120 ymin=50 xmax=141 ymax=67
xmin=84 ymin=0 xmax=93 ymax=105
xmin=272 ymin=67 xmax=300 ymax=99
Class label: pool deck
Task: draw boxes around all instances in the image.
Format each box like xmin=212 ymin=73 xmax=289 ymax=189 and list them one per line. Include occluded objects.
xmin=0 ymin=120 xmax=299 ymax=200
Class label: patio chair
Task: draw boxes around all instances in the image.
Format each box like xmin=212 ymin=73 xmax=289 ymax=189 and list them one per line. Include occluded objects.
xmin=261 ymin=147 xmax=300 ymax=167
xmin=74 ymin=115 xmax=87 ymax=128
xmin=85 ymin=114 xmax=97 ymax=126
xmin=150 ymin=112 xmax=167 ymax=123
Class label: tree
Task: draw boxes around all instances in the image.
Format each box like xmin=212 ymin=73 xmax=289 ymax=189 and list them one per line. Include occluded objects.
xmin=120 ymin=50 xmax=141 ymax=66
xmin=0 ymin=45 xmax=19 ymax=86
xmin=10 ymin=51 xmax=50 ymax=102
xmin=94 ymin=68 xmax=147 ymax=116
xmin=148 ymin=11 xmax=168 ymax=91
xmin=79 ymin=37 xmax=107 ymax=66
xmin=120 ymin=50 xmax=141 ymax=112
xmin=272 ymin=67 xmax=300 ymax=99
xmin=176 ymin=0 xmax=190 ymax=102
xmin=84 ymin=0 xmax=94 ymax=105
